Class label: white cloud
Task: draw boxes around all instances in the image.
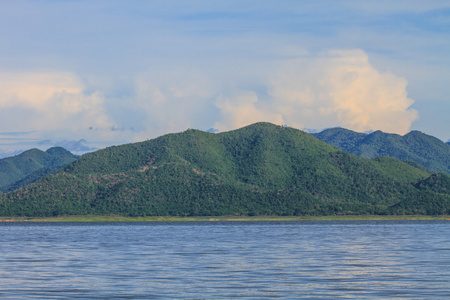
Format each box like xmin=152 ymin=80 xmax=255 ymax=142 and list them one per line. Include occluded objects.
xmin=0 ymin=71 xmax=83 ymax=108
xmin=215 ymin=49 xmax=418 ymax=135
xmin=131 ymin=69 xmax=217 ymax=140
xmin=214 ymin=91 xmax=284 ymax=131
xmin=320 ymin=50 xmax=418 ymax=133
xmin=0 ymin=50 xmax=422 ymax=156
xmin=0 ymin=71 xmax=114 ymax=143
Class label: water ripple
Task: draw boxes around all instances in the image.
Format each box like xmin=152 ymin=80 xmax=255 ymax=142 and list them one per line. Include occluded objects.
xmin=0 ymin=221 xmax=449 ymax=299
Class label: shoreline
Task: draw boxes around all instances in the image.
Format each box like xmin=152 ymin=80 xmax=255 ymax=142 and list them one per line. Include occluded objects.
xmin=1 ymin=215 xmax=449 ymax=222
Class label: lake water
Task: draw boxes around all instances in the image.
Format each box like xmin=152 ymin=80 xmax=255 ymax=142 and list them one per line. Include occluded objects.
xmin=0 ymin=221 xmax=449 ymax=299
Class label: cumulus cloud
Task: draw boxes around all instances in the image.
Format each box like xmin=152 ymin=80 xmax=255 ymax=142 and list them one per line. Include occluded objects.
xmin=213 ymin=91 xmax=284 ymax=131
xmin=214 ymin=49 xmax=418 ymax=135
xmin=0 ymin=49 xmax=419 ymax=156
xmin=130 ymin=69 xmax=217 ymax=141
xmin=0 ymin=71 xmax=83 ymax=108
xmin=319 ymin=50 xmax=418 ymax=133
xmin=0 ymin=71 xmax=115 ymax=148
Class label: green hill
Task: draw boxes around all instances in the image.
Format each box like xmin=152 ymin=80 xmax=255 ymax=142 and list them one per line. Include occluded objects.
xmin=0 ymin=123 xmax=448 ymax=217
xmin=0 ymin=147 xmax=79 ymax=193
xmin=312 ymin=128 xmax=450 ymax=174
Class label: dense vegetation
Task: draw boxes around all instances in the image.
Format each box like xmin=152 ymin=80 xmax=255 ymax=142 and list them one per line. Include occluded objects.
xmin=313 ymin=128 xmax=450 ymax=174
xmin=0 ymin=147 xmax=78 ymax=193
xmin=0 ymin=123 xmax=448 ymax=217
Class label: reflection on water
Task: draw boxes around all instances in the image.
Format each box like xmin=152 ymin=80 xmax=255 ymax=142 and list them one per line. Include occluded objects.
xmin=0 ymin=221 xmax=449 ymax=299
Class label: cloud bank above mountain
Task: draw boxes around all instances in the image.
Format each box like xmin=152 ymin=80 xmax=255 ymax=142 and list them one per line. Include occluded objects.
xmin=0 ymin=1 xmax=448 ymax=156
xmin=215 ymin=49 xmax=418 ymax=134
xmin=0 ymin=49 xmax=418 ymax=155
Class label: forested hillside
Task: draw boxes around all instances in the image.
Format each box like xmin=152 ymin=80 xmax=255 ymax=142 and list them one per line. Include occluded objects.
xmin=0 ymin=147 xmax=79 ymax=193
xmin=312 ymin=128 xmax=450 ymax=174
xmin=0 ymin=123 xmax=448 ymax=217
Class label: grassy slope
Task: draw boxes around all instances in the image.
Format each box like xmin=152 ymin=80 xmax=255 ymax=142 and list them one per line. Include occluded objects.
xmin=0 ymin=123 xmax=448 ymax=217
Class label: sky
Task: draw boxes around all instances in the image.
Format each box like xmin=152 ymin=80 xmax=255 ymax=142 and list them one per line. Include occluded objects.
xmin=0 ymin=0 xmax=449 ymax=157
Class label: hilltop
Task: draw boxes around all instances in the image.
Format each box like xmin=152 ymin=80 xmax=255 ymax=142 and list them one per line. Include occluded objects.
xmin=0 ymin=147 xmax=79 ymax=193
xmin=0 ymin=123 xmax=448 ymax=217
xmin=312 ymin=128 xmax=450 ymax=174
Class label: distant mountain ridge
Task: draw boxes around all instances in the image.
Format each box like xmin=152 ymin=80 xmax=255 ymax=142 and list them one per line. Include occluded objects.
xmin=0 ymin=147 xmax=79 ymax=193
xmin=1 ymin=123 xmax=448 ymax=217
xmin=312 ymin=128 xmax=450 ymax=175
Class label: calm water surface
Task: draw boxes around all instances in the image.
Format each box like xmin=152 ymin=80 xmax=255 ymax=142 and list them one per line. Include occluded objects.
xmin=0 ymin=221 xmax=449 ymax=299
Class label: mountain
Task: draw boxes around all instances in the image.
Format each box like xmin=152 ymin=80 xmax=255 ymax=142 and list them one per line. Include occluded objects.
xmin=0 ymin=147 xmax=79 ymax=193
xmin=0 ymin=123 xmax=448 ymax=217
xmin=312 ymin=128 xmax=450 ymax=175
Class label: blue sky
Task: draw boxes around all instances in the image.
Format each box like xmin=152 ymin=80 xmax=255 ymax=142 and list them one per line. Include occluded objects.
xmin=0 ymin=1 xmax=449 ymax=156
